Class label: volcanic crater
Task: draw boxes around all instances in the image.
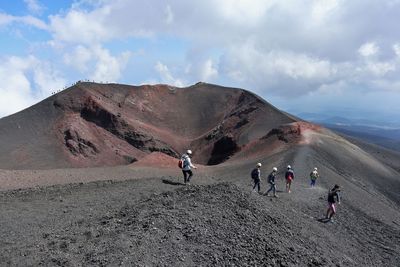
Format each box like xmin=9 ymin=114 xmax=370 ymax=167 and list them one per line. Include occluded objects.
xmin=0 ymin=82 xmax=299 ymax=169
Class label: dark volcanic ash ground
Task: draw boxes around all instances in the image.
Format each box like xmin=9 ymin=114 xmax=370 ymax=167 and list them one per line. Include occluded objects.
xmin=0 ymin=179 xmax=399 ymax=266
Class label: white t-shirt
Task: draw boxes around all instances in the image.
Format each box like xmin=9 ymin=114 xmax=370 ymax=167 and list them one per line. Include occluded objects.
xmin=182 ymin=154 xmax=194 ymax=171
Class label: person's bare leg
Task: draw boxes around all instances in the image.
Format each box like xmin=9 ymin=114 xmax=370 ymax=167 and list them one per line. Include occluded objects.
xmin=329 ymin=209 xmax=335 ymax=219
xmin=326 ymin=208 xmax=331 ymax=219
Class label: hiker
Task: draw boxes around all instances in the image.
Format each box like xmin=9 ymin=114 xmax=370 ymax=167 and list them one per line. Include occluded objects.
xmin=251 ymin=163 xmax=262 ymax=193
xmin=264 ymin=167 xmax=278 ymax=197
xmin=310 ymin=167 xmax=319 ymax=187
xmin=285 ymin=165 xmax=295 ymax=193
xmin=326 ymin=184 xmax=341 ymax=221
xmin=180 ymin=150 xmax=197 ymax=185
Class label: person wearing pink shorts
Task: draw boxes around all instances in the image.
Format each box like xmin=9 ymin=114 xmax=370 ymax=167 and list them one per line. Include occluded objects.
xmin=285 ymin=165 xmax=295 ymax=193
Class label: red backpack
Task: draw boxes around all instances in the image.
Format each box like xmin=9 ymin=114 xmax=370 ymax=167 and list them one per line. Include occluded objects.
xmin=178 ymin=159 xmax=184 ymax=169
xmin=286 ymin=171 xmax=293 ymax=180
xmin=178 ymin=155 xmax=188 ymax=169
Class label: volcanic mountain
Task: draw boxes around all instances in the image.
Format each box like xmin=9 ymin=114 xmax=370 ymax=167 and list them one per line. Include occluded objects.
xmin=0 ymin=82 xmax=399 ymax=202
xmin=0 ymin=82 xmax=297 ymax=169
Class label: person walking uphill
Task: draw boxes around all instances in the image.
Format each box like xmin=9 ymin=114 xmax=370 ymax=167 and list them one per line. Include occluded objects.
xmin=285 ymin=165 xmax=295 ymax=193
xmin=180 ymin=150 xmax=197 ymax=185
xmin=264 ymin=167 xmax=278 ymax=197
xmin=310 ymin=167 xmax=319 ymax=187
xmin=251 ymin=163 xmax=262 ymax=193
xmin=326 ymin=184 xmax=341 ymax=222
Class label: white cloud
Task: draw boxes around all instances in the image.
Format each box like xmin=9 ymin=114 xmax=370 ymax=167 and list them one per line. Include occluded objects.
xmin=49 ymin=9 xmax=113 ymax=45
xmin=0 ymin=12 xmax=47 ymax=30
xmin=0 ymin=55 xmax=66 ymax=118
xmin=33 ymin=63 xmax=67 ymax=98
xmin=0 ymin=13 xmax=13 ymax=26
xmin=183 ymin=57 xmax=219 ymax=83
xmin=44 ymin=0 xmax=399 ymax=67
xmin=63 ymin=44 xmax=132 ymax=82
xmin=393 ymin=43 xmax=400 ymax=57
xmin=46 ymin=1 xmax=276 ymax=47
xmin=311 ymin=0 xmax=341 ymax=22
xmin=71 ymin=0 xmax=110 ymax=10
xmin=219 ymin=38 xmax=400 ymax=96
xmin=365 ymin=62 xmax=396 ymax=77
xmin=90 ymin=46 xmax=131 ymax=82
xmin=370 ymin=79 xmax=400 ymax=92
xmin=24 ymin=0 xmax=45 ymax=15
xmin=63 ymin=45 xmax=93 ymax=72
xmin=315 ymin=80 xmax=347 ymax=95
xmin=220 ymin=42 xmax=337 ymax=95
xmin=272 ymin=52 xmax=334 ymax=80
xmin=358 ymin=42 xmax=379 ymax=57
xmin=20 ymin=15 xmax=48 ymax=30
xmin=48 ymin=1 xmax=162 ymax=46
xmin=199 ymin=59 xmax=218 ymax=81
xmin=0 ymin=57 xmax=33 ymax=116
xmin=354 ymin=42 xmax=397 ymax=78
xmin=155 ymin=62 xmax=186 ymax=87
xmin=212 ymin=0 xmax=274 ymax=25
xmin=165 ymin=5 xmax=174 ymax=25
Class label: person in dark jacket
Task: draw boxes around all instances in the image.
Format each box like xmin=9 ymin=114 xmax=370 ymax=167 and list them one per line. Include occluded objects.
xmin=264 ymin=167 xmax=278 ymax=197
xmin=251 ymin=163 xmax=262 ymax=193
xmin=285 ymin=165 xmax=295 ymax=193
xmin=326 ymin=184 xmax=341 ymax=221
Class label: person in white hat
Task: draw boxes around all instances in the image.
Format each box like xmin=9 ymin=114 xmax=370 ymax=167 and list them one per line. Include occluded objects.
xmin=310 ymin=167 xmax=319 ymax=187
xmin=264 ymin=167 xmax=278 ymax=197
xmin=180 ymin=149 xmax=197 ymax=185
xmin=251 ymin=163 xmax=262 ymax=193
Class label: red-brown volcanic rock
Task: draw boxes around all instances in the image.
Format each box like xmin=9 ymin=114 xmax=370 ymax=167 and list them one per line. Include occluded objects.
xmin=0 ymin=82 xmax=295 ymax=169
xmin=131 ymin=152 xmax=179 ymax=168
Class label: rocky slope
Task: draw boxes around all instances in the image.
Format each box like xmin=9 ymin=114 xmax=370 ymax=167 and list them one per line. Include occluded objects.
xmin=0 ymin=82 xmax=294 ymax=169
xmin=0 ymin=181 xmax=398 ymax=266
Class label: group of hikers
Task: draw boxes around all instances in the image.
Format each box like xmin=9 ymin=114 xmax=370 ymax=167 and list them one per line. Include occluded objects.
xmin=249 ymin=162 xmax=340 ymax=221
xmin=179 ymin=150 xmax=341 ymax=222
xmin=251 ymin=163 xmax=314 ymax=196
xmin=251 ymin=163 xmax=296 ymax=196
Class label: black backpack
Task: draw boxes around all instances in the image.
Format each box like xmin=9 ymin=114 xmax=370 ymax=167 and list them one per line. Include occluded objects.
xmin=251 ymin=168 xmax=259 ymax=179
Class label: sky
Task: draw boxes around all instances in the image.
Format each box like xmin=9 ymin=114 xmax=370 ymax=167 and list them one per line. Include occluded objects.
xmin=1 ymin=0 xmax=400 ymax=124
